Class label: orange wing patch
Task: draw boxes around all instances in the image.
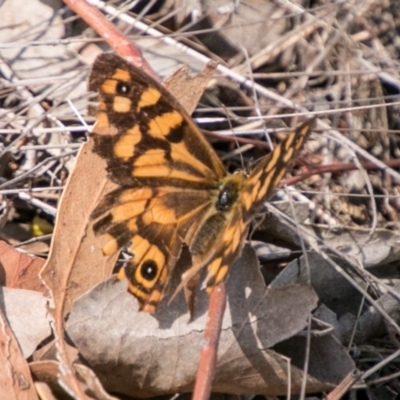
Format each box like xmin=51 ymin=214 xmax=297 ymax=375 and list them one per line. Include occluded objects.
xmin=148 ymin=111 xmax=183 ymax=138
xmin=137 ymin=87 xmax=161 ymax=110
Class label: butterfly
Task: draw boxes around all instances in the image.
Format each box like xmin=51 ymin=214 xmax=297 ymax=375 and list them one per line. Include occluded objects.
xmin=88 ymin=53 xmax=314 ymax=313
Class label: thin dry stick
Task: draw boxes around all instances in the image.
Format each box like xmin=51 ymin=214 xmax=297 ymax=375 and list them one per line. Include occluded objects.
xmin=63 ymin=0 xmax=158 ymax=80
xmin=324 ymin=370 xmax=362 ymax=400
xmin=289 ymin=158 xmax=400 ymax=187
xmin=362 ymin=347 xmax=400 ymax=381
xmin=192 ymin=283 xmax=226 ymax=400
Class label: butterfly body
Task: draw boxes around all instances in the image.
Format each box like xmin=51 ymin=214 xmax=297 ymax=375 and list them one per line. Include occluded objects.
xmin=89 ymin=53 xmax=313 ymax=313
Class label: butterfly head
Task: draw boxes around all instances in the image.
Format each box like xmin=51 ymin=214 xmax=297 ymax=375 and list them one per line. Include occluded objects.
xmin=217 ymin=173 xmax=246 ymax=212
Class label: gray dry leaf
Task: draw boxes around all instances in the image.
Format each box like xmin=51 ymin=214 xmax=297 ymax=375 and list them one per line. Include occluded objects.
xmin=0 ymin=287 xmax=51 ymax=358
xmin=272 ymin=252 xmax=366 ymax=317
xmin=336 ymin=283 xmax=400 ymax=346
xmin=273 ymin=251 xmax=400 ymax=348
xmin=65 ymin=245 xmax=352 ymax=397
xmin=0 ymin=301 xmax=39 ymax=400
xmin=314 ymin=226 xmax=400 ymax=267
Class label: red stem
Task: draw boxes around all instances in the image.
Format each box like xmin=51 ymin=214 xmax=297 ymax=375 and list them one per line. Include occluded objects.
xmin=192 ymin=283 xmax=226 ymax=400
xmin=63 ymin=0 xmax=159 ymax=80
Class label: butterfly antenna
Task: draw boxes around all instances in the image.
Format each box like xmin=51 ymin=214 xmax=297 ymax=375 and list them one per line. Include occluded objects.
xmin=222 ymin=103 xmax=246 ymax=170
xmin=240 ymin=46 xmax=275 ymax=153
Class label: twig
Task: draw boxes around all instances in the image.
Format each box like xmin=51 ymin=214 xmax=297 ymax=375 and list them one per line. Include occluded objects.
xmin=63 ymin=0 xmax=158 ymax=80
xmin=288 ymin=158 xmax=400 ymax=186
xmin=324 ymin=370 xmax=361 ymax=400
xmin=192 ymin=283 xmax=226 ymax=400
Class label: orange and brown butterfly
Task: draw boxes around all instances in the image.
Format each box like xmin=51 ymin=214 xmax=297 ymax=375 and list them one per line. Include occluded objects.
xmin=88 ymin=53 xmax=314 ymax=313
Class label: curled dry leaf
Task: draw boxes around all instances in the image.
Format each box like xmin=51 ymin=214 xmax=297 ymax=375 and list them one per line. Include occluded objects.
xmin=30 ymin=360 xmax=119 ymax=400
xmin=0 ymin=306 xmax=38 ymax=400
xmin=64 ymin=245 xmax=352 ymax=398
xmin=30 ymin=361 xmax=67 ymax=400
xmin=0 ymin=286 xmax=51 ymax=359
xmin=313 ymin=226 xmax=400 ymax=267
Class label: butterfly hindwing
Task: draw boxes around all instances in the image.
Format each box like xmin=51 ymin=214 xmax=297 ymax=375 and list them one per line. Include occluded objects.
xmin=200 ymin=120 xmax=315 ymax=290
xmin=191 ymin=120 xmax=314 ymax=292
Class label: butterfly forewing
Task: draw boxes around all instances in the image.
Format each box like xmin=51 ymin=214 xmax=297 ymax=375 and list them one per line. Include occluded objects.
xmin=89 ymin=53 xmax=314 ymax=313
xmin=89 ymin=54 xmax=225 ymax=188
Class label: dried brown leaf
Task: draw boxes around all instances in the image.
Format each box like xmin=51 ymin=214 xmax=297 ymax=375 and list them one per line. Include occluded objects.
xmin=0 ymin=241 xmax=45 ymax=293
xmin=39 ymin=140 xmax=115 ymax=399
xmin=164 ymin=62 xmax=217 ymax=115
xmin=34 ymin=382 xmax=58 ymax=400
xmin=40 ymin=140 xmax=118 ymax=316
xmin=30 ymin=361 xmax=69 ymax=400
